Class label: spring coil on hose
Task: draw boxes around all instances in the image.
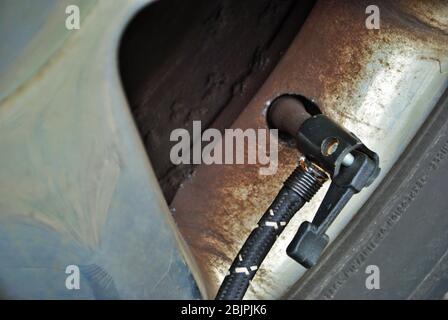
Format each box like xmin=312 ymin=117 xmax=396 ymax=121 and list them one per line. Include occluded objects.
xmin=285 ymin=160 xmax=327 ymax=202
xmin=216 ymin=158 xmax=327 ymax=300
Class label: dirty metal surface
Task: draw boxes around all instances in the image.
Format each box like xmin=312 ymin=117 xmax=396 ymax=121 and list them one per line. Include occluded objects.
xmin=171 ymin=0 xmax=448 ymax=299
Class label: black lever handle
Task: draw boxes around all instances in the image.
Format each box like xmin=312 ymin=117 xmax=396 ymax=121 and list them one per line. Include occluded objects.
xmin=287 ymin=151 xmax=379 ymax=268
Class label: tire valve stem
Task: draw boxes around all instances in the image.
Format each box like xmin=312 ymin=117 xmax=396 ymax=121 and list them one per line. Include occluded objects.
xmin=216 ymin=95 xmax=380 ymax=300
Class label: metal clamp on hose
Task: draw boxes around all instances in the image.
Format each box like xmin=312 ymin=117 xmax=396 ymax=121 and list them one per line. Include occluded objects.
xmin=268 ymin=96 xmax=380 ymax=268
xmin=286 ymin=114 xmax=380 ymax=268
xmin=216 ymin=95 xmax=380 ymax=300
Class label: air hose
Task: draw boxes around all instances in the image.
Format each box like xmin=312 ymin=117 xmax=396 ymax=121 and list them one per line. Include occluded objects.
xmin=215 ymin=158 xmax=327 ymax=300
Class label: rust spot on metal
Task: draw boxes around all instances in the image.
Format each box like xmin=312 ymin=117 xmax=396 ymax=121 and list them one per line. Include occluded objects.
xmin=392 ymin=0 xmax=448 ymax=34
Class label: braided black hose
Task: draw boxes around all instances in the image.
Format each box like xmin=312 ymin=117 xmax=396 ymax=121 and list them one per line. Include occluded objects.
xmin=215 ymin=159 xmax=327 ymax=300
